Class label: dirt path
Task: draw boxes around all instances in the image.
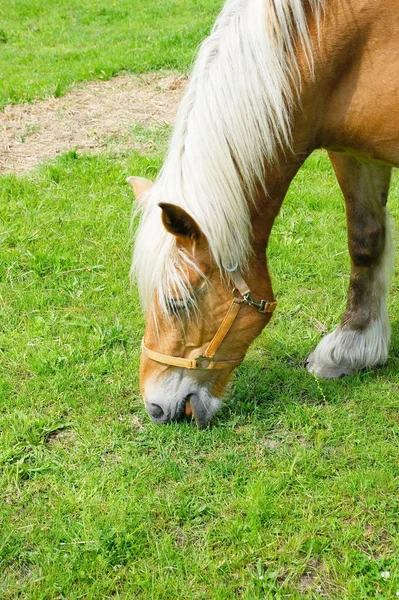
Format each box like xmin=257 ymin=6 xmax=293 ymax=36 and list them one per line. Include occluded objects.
xmin=0 ymin=73 xmax=186 ymax=175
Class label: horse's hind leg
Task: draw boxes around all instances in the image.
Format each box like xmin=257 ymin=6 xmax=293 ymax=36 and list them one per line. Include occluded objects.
xmin=306 ymin=152 xmax=394 ymax=378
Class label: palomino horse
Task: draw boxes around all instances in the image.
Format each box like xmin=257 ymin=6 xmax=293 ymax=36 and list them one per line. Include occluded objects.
xmin=130 ymin=0 xmax=398 ymax=427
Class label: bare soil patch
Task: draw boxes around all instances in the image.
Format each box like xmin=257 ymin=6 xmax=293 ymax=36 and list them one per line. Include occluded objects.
xmin=0 ymin=72 xmax=186 ymax=175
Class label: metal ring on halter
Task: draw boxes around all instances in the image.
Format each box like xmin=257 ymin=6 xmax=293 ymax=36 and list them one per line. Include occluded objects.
xmin=222 ymin=262 xmax=238 ymax=273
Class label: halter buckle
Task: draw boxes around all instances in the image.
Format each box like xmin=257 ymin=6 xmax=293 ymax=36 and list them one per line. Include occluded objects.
xmin=258 ymin=299 xmax=267 ymax=313
xmin=195 ymin=355 xmax=212 ymax=369
xmin=243 ymin=293 xmax=277 ymax=314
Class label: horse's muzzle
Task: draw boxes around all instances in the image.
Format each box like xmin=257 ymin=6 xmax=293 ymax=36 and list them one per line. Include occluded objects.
xmin=145 ymin=391 xmax=222 ymax=428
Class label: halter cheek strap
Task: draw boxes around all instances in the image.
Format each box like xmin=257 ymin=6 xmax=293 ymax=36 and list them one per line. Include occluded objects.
xmin=142 ymin=299 xmax=244 ymax=370
xmin=141 ymin=269 xmax=277 ymax=370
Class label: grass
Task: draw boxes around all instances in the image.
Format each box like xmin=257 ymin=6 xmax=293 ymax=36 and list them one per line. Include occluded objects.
xmin=1 ymin=147 xmax=398 ymax=599
xmin=0 ymin=0 xmax=222 ymax=109
xmin=1 ymin=0 xmax=399 ymax=597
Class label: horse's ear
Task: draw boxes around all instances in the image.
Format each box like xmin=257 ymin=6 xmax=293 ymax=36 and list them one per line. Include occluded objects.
xmin=126 ymin=176 xmax=153 ymax=207
xmin=159 ymin=203 xmax=203 ymax=242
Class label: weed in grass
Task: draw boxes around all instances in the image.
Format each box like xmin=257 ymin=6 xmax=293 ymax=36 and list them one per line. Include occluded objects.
xmin=53 ymin=80 xmax=64 ymax=98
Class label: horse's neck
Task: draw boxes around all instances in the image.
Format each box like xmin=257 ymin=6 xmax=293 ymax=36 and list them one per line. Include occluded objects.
xmin=247 ymin=0 xmax=368 ymax=245
xmin=249 ymin=151 xmax=310 ymax=256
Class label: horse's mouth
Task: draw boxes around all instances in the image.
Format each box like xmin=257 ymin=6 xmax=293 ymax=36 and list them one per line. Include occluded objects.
xmin=184 ymin=397 xmax=194 ymax=420
xmin=184 ymin=391 xmax=222 ymax=428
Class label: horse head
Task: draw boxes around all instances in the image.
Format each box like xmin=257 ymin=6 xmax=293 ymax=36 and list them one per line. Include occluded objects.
xmin=129 ymin=177 xmax=276 ymax=427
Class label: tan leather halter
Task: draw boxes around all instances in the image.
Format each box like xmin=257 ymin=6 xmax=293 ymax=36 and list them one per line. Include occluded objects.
xmin=142 ymin=267 xmax=277 ymax=370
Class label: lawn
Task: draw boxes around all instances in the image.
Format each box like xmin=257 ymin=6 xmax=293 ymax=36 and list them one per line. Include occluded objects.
xmin=1 ymin=1 xmax=399 ymax=599
xmin=0 ymin=0 xmax=220 ymax=108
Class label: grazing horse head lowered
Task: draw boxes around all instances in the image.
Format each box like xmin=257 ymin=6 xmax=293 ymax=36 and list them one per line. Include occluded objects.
xmin=130 ymin=0 xmax=399 ymax=426
xmin=129 ymin=176 xmax=277 ymax=427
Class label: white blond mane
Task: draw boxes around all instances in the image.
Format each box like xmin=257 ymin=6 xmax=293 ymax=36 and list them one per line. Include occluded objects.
xmin=133 ymin=0 xmax=323 ymax=314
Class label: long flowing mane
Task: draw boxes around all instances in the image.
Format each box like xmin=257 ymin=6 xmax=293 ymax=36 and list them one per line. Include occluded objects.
xmin=133 ymin=0 xmax=323 ymax=314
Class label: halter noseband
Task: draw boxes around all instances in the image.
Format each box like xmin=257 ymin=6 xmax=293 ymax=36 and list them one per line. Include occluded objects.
xmin=141 ymin=267 xmax=277 ymax=370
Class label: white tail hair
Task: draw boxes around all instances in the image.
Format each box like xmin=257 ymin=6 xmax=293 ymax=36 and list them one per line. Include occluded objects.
xmin=133 ymin=0 xmax=324 ymax=314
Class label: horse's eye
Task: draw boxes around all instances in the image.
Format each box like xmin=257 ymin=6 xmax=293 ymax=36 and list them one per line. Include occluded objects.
xmin=166 ymin=297 xmax=195 ymax=316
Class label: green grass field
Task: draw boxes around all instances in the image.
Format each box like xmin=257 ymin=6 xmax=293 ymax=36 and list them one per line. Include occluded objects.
xmin=0 ymin=0 xmax=220 ymax=109
xmin=1 ymin=1 xmax=399 ymax=599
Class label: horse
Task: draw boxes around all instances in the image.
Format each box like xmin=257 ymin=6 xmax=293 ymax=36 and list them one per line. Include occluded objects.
xmin=129 ymin=0 xmax=398 ymax=427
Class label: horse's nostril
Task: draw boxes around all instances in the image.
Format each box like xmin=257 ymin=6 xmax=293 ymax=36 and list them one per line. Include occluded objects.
xmin=147 ymin=403 xmax=164 ymax=419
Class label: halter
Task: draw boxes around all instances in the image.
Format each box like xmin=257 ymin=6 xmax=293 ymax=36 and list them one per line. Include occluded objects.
xmin=141 ymin=267 xmax=277 ymax=370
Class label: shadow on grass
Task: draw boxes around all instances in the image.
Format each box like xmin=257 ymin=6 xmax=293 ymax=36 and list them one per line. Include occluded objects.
xmin=220 ymin=319 xmax=399 ymax=424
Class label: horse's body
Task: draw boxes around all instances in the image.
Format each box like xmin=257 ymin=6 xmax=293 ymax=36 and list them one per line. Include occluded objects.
xmin=130 ymin=0 xmax=398 ymax=426
xmin=315 ymin=0 xmax=399 ymax=166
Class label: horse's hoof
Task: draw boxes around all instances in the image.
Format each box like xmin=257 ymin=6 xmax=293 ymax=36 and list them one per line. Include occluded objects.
xmin=305 ymin=353 xmax=354 ymax=379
